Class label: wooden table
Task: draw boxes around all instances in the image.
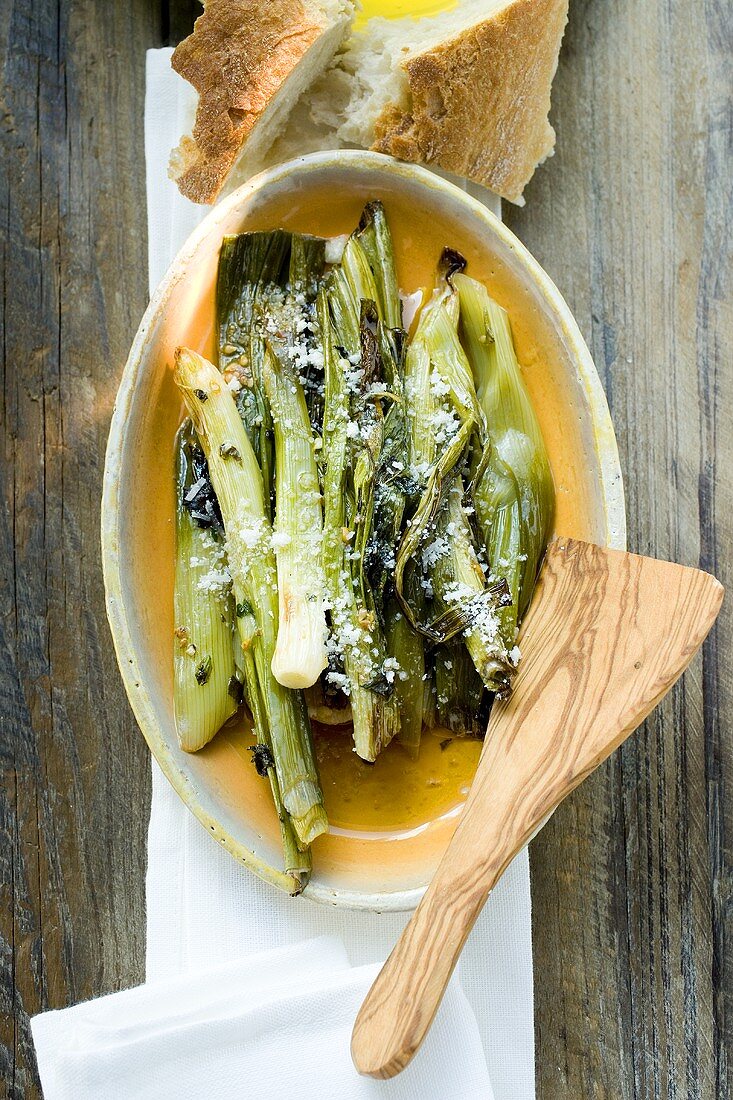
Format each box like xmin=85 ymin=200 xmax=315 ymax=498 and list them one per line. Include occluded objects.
xmin=1 ymin=1 xmax=730 ymax=1096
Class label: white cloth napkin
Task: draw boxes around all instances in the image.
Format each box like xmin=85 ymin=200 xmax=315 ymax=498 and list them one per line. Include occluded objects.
xmin=31 ymin=937 xmax=494 ymax=1099
xmin=142 ymin=47 xmax=536 ymax=1100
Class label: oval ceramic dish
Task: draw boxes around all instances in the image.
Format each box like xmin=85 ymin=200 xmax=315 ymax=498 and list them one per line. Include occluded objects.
xmin=102 ymin=151 xmax=625 ymax=911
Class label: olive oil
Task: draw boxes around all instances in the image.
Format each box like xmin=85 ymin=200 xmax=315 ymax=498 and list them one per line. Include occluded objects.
xmin=314 ymin=724 xmax=481 ymax=835
xmin=354 ymin=0 xmax=457 ymax=31
xmin=217 ymin=717 xmax=481 ymax=838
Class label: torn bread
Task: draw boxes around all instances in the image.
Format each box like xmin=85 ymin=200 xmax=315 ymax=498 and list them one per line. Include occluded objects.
xmin=169 ymin=0 xmax=354 ymax=204
xmin=326 ymin=0 xmax=570 ymax=204
xmin=170 ymin=0 xmax=569 ymax=205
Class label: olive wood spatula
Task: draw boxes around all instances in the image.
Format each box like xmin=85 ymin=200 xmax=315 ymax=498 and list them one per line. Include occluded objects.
xmin=351 ymin=538 xmax=723 ymax=1080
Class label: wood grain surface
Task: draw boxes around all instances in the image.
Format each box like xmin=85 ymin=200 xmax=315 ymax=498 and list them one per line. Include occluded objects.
xmin=0 ymin=1 xmax=730 ymax=1098
xmin=352 ymin=542 xmax=723 ymax=1078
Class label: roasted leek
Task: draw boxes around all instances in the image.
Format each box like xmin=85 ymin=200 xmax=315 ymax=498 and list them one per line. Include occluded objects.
xmin=455 ymin=272 xmax=555 ymax=648
xmin=174 ymin=347 xmax=327 ymax=849
xmin=262 ymin=345 xmax=328 ymax=690
xmin=173 ymin=420 xmax=239 ymax=753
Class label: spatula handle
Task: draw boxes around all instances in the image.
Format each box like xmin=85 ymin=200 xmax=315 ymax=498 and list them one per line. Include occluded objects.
xmin=351 ymin=743 xmax=537 ymax=1079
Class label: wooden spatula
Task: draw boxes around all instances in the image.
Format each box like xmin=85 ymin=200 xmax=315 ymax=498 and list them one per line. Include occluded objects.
xmin=352 ymin=538 xmax=723 ymax=1079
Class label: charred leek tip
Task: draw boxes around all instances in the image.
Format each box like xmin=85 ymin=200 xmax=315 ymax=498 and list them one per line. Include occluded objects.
xmin=262 ymin=347 xmax=328 ymax=690
xmin=385 ymin=601 xmax=424 ymax=758
xmin=355 ymin=201 xmax=402 ymax=331
xmin=433 ymin=642 xmax=487 ymax=739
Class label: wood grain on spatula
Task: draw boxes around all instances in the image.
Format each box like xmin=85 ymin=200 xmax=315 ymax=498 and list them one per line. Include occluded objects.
xmin=351 ymin=539 xmax=723 ymax=1079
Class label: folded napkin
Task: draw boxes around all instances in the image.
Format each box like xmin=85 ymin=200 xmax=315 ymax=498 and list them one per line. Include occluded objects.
xmin=29 ymin=47 xmax=537 ymax=1100
xmin=31 ymin=936 xmax=495 ymax=1099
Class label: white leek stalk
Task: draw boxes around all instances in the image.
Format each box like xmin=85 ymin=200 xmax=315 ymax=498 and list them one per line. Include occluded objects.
xmin=262 ymin=346 xmax=328 ymax=689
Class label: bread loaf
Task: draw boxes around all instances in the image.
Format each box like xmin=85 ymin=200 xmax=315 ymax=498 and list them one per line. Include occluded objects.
xmin=169 ymin=0 xmax=354 ymax=203
xmin=170 ymin=0 xmax=568 ymax=205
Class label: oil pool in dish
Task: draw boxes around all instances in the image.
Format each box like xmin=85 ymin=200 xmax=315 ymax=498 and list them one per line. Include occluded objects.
xmin=354 ymin=0 xmax=458 ymax=28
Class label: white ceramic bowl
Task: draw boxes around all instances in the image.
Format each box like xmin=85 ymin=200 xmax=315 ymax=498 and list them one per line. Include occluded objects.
xmin=102 ymin=151 xmax=625 ymax=911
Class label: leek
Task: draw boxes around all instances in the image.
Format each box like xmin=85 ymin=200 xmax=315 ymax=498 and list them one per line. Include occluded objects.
xmin=173 ymin=420 xmax=240 ymax=752
xmin=430 ymin=478 xmax=514 ymax=694
xmin=385 ymin=600 xmax=425 ymax=756
xmin=237 ymin=607 xmax=311 ymax=884
xmin=356 ymin=206 xmax=427 ymax=749
xmin=396 ymin=258 xmax=514 ymax=695
xmin=319 ymin=204 xmax=429 ymax=756
xmin=354 ymin=200 xmax=402 ymax=330
xmin=433 ymin=643 xmax=487 ymax=738
xmin=288 ymin=233 xmax=328 ymax=431
xmin=320 ymin=284 xmax=400 ymax=762
xmin=217 ymin=232 xmax=286 ymax=516
xmin=262 ymin=345 xmax=328 ymax=689
xmin=174 ymin=347 xmax=327 ymax=849
xmin=216 ymin=230 xmax=327 ymax=507
xmin=455 ymin=273 xmax=555 ymax=646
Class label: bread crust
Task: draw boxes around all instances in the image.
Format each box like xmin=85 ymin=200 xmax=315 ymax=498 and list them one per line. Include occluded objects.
xmin=170 ymin=0 xmax=328 ymax=204
xmin=371 ymin=0 xmax=569 ymax=203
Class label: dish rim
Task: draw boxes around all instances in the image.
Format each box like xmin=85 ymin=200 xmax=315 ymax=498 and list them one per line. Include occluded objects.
xmin=101 ymin=149 xmax=627 ymax=911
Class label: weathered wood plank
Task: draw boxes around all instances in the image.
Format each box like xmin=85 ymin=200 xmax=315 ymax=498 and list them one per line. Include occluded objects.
xmin=162 ymin=0 xmax=201 ymax=45
xmin=504 ymin=0 xmax=732 ymax=1096
xmin=0 ymin=1 xmax=160 ymax=1094
xmin=1 ymin=0 xmax=730 ymax=1098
